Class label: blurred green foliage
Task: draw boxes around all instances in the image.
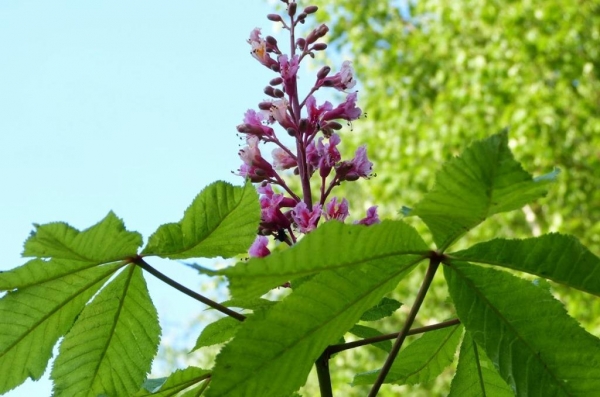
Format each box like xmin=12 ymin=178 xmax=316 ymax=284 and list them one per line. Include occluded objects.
xmin=301 ymin=0 xmax=600 ymax=394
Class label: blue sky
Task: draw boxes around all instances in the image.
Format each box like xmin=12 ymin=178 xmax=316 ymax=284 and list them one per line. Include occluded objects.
xmin=0 ymin=0 xmax=302 ymax=395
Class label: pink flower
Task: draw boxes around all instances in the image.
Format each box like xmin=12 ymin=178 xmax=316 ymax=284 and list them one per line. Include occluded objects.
xmin=249 ymin=235 xmax=271 ymax=258
xmin=291 ymin=202 xmax=322 ymax=233
xmin=320 ymin=61 xmax=356 ymax=91
xmin=355 ymin=206 xmax=380 ymax=226
xmin=258 ymin=184 xmax=293 ymax=232
xmin=238 ymin=136 xmax=276 ymax=181
xmin=237 ymin=109 xmax=275 ymax=139
xmin=279 ymin=54 xmax=300 ymax=97
xmin=324 ymin=197 xmax=349 ymax=222
xmin=248 ymin=28 xmax=279 ymax=70
xmin=272 ymin=147 xmax=297 ymax=170
xmin=335 ymin=145 xmax=373 ymax=181
xmin=322 ymin=92 xmax=362 ymax=121
xmin=269 ymin=99 xmax=296 ymax=131
xmin=316 ymin=133 xmax=341 ymax=177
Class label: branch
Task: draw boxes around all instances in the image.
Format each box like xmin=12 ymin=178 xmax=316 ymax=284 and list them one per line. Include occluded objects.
xmin=368 ymin=258 xmax=441 ymax=397
xmin=133 ymin=257 xmax=246 ymax=322
xmin=315 ymin=351 xmax=333 ymax=397
xmin=326 ymin=318 xmax=461 ymax=356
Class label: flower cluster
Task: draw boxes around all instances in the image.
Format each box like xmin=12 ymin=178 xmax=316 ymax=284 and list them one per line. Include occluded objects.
xmin=238 ymin=1 xmax=379 ymax=258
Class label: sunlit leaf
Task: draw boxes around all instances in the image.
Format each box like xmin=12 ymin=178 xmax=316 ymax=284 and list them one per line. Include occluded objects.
xmin=22 ymin=211 xmax=142 ymax=263
xmin=409 ymin=131 xmax=557 ymax=250
xmin=449 ymin=332 xmax=513 ymax=397
xmin=451 ymin=234 xmax=600 ymax=296
xmin=445 ymin=261 xmax=600 ymax=395
xmin=360 ymin=297 xmax=402 ymax=321
xmin=221 ymin=220 xmax=429 ymax=299
xmin=0 ymin=260 xmax=123 ymax=394
xmin=52 ymin=265 xmax=161 ymax=397
xmin=191 ymin=317 xmax=241 ymax=351
xmin=135 ymin=367 xmax=211 ymax=396
xmin=353 ymin=324 xmax=462 ymax=386
xmin=143 ymin=181 xmax=260 ymax=259
xmin=349 ymin=325 xmax=392 ymax=352
xmin=207 ymin=254 xmax=424 ymax=396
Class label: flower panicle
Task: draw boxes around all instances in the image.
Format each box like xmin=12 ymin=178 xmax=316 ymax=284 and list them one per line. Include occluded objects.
xmin=235 ymin=1 xmax=378 ymax=257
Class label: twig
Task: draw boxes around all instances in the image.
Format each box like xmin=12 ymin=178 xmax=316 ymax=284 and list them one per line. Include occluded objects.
xmin=133 ymin=256 xmax=246 ymax=322
xmin=315 ymin=351 xmax=334 ymax=397
xmin=368 ymin=258 xmax=441 ymax=396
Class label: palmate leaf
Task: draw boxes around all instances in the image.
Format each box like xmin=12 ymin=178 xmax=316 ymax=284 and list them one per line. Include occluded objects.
xmin=0 ymin=260 xmax=123 ymax=394
xmin=220 ymin=220 xmax=429 ymax=299
xmin=449 ymin=332 xmax=513 ymax=397
xmin=52 ymin=265 xmax=161 ymax=397
xmin=135 ymin=367 xmax=211 ymax=396
xmin=207 ymin=254 xmax=426 ymax=396
xmin=445 ymin=261 xmax=600 ymax=396
xmin=451 ymin=234 xmax=600 ymax=296
xmin=408 ymin=131 xmax=558 ymax=250
xmin=23 ymin=211 xmax=143 ymax=262
xmin=353 ymin=324 xmax=463 ymax=386
xmin=142 ymin=181 xmax=260 ymax=259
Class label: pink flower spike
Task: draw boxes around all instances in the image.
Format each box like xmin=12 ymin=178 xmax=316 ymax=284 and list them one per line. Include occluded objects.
xmin=324 ymin=197 xmax=349 ymax=222
xmin=249 ymin=235 xmax=271 ymax=258
xmin=248 ymin=28 xmax=279 ymax=70
xmin=355 ymin=206 xmax=380 ymax=226
xmin=322 ymin=92 xmax=362 ymax=122
xmin=291 ymin=202 xmax=322 ymax=233
xmin=279 ymin=54 xmax=300 ymax=97
xmin=272 ymin=147 xmax=297 ymax=170
xmin=321 ymin=61 xmax=356 ymax=91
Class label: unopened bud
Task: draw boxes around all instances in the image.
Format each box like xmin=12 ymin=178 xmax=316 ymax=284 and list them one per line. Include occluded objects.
xmin=297 ymin=12 xmax=307 ymax=22
xmin=317 ymin=66 xmax=331 ymax=79
xmin=287 ymin=127 xmax=297 ymax=136
xmin=271 ymin=63 xmax=280 ymax=72
xmin=258 ymin=101 xmax=273 ymax=110
xmin=269 ymin=77 xmax=283 ymax=86
xmin=266 ymin=36 xmax=278 ymax=46
xmin=304 ymin=5 xmax=318 ymax=14
xmin=264 ymin=86 xmax=276 ymax=97
xmin=298 ymin=118 xmax=308 ymax=132
xmin=288 ymin=2 xmax=297 ymax=17
xmin=312 ymin=43 xmax=327 ymax=51
xmin=267 ymin=14 xmax=283 ymax=22
xmin=306 ymin=24 xmax=329 ymax=44
xmin=296 ymin=38 xmax=306 ymax=50
xmin=327 ymin=121 xmax=343 ymax=130
xmin=273 ymin=88 xmax=285 ymax=98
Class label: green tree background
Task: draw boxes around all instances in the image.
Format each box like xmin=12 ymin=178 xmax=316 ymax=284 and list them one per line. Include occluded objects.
xmin=296 ymin=0 xmax=600 ymax=394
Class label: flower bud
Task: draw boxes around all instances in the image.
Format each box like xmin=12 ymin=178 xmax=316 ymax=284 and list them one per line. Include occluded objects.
xmin=264 ymin=86 xmax=276 ymax=97
xmin=326 ymin=121 xmax=343 ymax=130
xmin=288 ymin=2 xmax=297 ymax=17
xmin=271 ymin=63 xmax=280 ymax=72
xmin=312 ymin=43 xmax=327 ymax=51
xmin=258 ymin=101 xmax=273 ymax=110
xmin=273 ymin=88 xmax=285 ymax=98
xmin=267 ymin=14 xmax=282 ymax=22
xmin=266 ymin=36 xmax=278 ymax=46
xmin=287 ymin=127 xmax=297 ymax=136
xmin=296 ymin=38 xmax=306 ymax=50
xmin=304 ymin=5 xmax=318 ymax=14
xmin=269 ymin=77 xmax=283 ymax=86
xmin=306 ymin=24 xmax=329 ymax=44
xmin=317 ymin=66 xmax=331 ymax=79
xmin=297 ymin=13 xmax=307 ymax=23
xmin=298 ymin=118 xmax=308 ymax=133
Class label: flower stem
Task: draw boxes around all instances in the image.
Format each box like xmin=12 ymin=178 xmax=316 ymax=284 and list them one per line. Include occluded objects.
xmin=316 ymin=351 xmax=334 ymax=397
xmin=133 ymin=256 xmax=246 ymax=322
xmin=367 ymin=258 xmax=441 ymax=397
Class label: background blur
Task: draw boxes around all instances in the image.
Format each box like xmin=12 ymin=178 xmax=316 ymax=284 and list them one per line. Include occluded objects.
xmin=1 ymin=0 xmax=599 ymax=396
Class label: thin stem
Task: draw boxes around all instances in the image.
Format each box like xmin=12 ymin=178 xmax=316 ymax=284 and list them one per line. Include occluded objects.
xmin=133 ymin=257 xmax=246 ymax=322
xmin=326 ymin=318 xmax=460 ymax=356
xmin=315 ymin=351 xmax=334 ymax=397
xmin=368 ymin=259 xmax=441 ymax=397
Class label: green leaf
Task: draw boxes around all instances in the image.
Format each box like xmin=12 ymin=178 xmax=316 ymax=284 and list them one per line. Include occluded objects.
xmin=142 ymin=181 xmax=260 ymax=259
xmin=135 ymin=367 xmax=211 ymax=396
xmin=218 ymin=298 xmax=276 ymax=312
xmin=52 ymin=265 xmax=161 ymax=397
xmin=220 ymin=220 xmax=429 ymax=299
xmin=353 ymin=324 xmax=463 ymax=386
xmin=349 ymin=325 xmax=392 ymax=352
xmin=23 ymin=211 xmax=142 ymax=263
xmin=445 ymin=261 xmax=600 ymax=396
xmin=409 ymin=131 xmax=558 ymax=250
xmin=449 ymin=332 xmax=513 ymax=397
xmin=206 ymin=254 xmax=424 ymax=396
xmin=360 ymin=297 xmax=402 ymax=321
xmin=451 ymin=233 xmax=600 ymax=297
xmin=0 ymin=260 xmax=123 ymax=394
xmin=191 ymin=317 xmax=241 ymax=351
